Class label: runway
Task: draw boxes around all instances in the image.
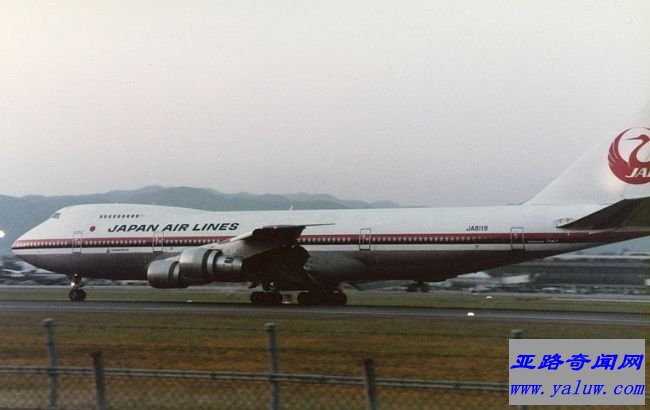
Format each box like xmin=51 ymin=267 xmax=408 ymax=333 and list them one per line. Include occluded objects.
xmin=0 ymin=300 xmax=646 ymax=326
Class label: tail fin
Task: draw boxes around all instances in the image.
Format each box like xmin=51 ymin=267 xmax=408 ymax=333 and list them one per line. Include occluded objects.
xmin=527 ymin=127 xmax=650 ymax=205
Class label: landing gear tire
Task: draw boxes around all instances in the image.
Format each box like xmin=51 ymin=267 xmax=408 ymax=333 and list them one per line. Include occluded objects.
xmin=297 ymin=291 xmax=311 ymax=305
xmin=69 ymin=274 xmax=85 ymax=302
xmin=332 ymin=292 xmax=347 ymax=306
xmin=69 ymin=289 xmax=86 ymax=302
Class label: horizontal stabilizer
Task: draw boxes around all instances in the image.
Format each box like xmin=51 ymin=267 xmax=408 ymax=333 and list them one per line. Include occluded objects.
xmin=557 ymin=197 xmax=650 ymax=230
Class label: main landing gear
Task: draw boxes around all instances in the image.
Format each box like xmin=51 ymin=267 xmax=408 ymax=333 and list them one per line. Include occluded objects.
xmin=406 ymin=281 xmax=430 ymax=293
xmin=69 ymin=274 xmax=86 ymax=302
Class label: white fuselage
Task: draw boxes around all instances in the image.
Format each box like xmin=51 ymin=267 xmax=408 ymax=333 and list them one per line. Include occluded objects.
xmin=11 ymin=203 xmax=647 ymax=286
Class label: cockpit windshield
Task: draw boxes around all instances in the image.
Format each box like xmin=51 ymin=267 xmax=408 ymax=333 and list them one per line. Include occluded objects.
xmin=50 ymin=212 xmax=61 ymax=219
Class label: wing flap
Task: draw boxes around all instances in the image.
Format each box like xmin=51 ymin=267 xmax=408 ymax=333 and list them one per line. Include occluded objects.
xmin=206 ymin=223 xmax=333 ymax=259
xmin=228 ymin=225 xmax=307 ymax=244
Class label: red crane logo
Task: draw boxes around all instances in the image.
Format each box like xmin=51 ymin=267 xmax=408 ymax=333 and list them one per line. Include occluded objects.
xmin=608 ymin=127 xmax=650 ymax=184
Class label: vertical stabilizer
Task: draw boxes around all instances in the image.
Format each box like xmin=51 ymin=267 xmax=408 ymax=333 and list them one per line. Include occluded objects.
xmin=528 ymin=127 xmax=650 ymax=205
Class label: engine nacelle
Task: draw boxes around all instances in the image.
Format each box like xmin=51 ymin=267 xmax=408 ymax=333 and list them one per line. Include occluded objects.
xmin=147 ymin=259 xmax=187 ymax=289
xmin=147 ymin=248 xmax=244 ymax=288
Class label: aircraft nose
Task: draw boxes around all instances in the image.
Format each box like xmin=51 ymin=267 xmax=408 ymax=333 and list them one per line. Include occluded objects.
xmin=11 ymin=236 xmax=24 ymax=253
xmin=11 ymin=230 xmax=31 ymax=254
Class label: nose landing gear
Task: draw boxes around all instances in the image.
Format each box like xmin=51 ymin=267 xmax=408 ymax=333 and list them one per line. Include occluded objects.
xmin=69 ymin=274 xmax=86 ymax=302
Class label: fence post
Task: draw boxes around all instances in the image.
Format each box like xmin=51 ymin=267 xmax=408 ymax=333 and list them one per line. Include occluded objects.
xmin=265 ymin=322 xmax=280 ymax=410
xmin=42 ymin=318 xmax=58 ymax=409
xmin=511 ymin=329 xmax=526 ymax=410
xmin=363 ymin=359 xmax=379 ymax=410
xmin=91 ymin=351 xmax=107 ymax=410
xmin=511 ymin=329 xmax=524 ymax=339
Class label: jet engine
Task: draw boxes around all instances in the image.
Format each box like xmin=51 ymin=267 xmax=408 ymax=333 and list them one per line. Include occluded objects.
xmin=147 ymin=248 xmax=243 ymax=289
xmin=147 ymin=259 xmax=186 ymax=289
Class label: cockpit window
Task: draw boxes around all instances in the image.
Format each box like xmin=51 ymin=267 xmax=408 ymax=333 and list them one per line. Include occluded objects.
xmin=51 ymin=212 xmax=61 ymax=219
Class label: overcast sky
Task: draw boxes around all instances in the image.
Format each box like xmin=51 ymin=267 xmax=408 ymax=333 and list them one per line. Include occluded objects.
xmin=1 ymin=0 xmax=648 ymax=206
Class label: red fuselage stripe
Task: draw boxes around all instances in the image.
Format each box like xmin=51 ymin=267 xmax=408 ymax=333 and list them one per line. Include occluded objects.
xmin=11 ymin=231 xmax=646 ymax=250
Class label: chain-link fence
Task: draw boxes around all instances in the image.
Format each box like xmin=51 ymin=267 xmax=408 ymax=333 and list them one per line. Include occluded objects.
xmin=1 ymin=366 xmax=647 ymax=409
xmin=0 ymin=319 xmax=646 ymax=409
xmin=0 ymin=365 xmax=512 ymax=409
xmin=0 ymin=319 xmax=513 ymax=409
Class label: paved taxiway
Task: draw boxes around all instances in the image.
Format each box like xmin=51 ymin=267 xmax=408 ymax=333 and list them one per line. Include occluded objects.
xmin=0 ymin=300 xmax=646 ymax=326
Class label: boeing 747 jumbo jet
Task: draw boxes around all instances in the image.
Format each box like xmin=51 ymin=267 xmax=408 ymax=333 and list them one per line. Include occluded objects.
xmin=12 ymin=127 xmax=650 ymax=304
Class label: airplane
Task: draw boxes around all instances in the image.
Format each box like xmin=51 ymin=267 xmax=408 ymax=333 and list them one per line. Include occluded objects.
xmin=11 ymin=127 xmax=650 ymax=305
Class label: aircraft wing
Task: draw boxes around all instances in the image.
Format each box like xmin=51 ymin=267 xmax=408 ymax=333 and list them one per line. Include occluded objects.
xmin=228 ymin=225 xmax=309 ymax=245
xmin=150 ymin=223 xmax=336 ymax=290
xmin=211 ymin=224 xmax=332 ymax=259
xmin=199 ymin=223 xmax=339 ymax=290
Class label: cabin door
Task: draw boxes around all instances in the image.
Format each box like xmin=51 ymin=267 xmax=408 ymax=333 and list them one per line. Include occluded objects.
xmin=510 ymin=227 xmax=525 ymax=251
xmin=359 ymin=228 xmax=372 ymax=251
xmin=152 ymin=232 xmax=164 ymax=254
xmin=72 ymin=231 xmax=83 ymax=254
